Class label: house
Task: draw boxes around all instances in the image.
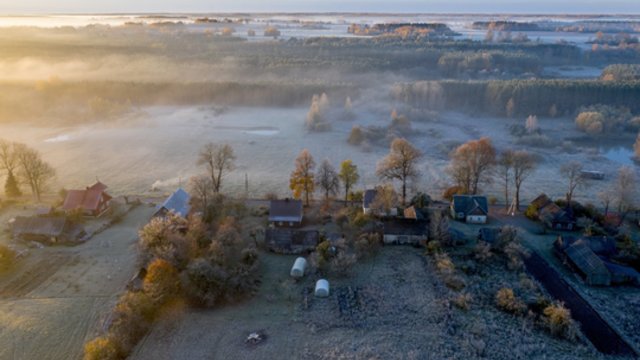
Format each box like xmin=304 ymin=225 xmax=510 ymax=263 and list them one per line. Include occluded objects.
xmin=602 ymin=261 xmax=640 ymax=285
xmin=363 ymin=189 xmax=377 ymax=215
xmin=62 ymin=181 xmax=112 ymax=217
xmin=12 ymin=216 xmax=86 ymax=245
xmin=554 ymin=235 xmax=617 ymax=257
xmin=381 ymin=218 xmax=428 ymax=245
xmin=265 ymin=228 xmax=319 ymax=254
xmin=563 ymin=240 xmax=612 ymax=286
xmin=153 ymin=188 xmax=191 ymax=218
xmin=269 ymin=199 xmax=303 ymax=227
xmin=450 ymin=195 xmax=488 ymax=224
xmin=530 ymin=194 xmax=576 ymax=231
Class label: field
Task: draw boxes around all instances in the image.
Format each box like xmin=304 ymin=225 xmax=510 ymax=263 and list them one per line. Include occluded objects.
xmin=131 ymin=245 xmax=598 ymax=360
xmin=0 ymin=205 xmax=154 ymax=360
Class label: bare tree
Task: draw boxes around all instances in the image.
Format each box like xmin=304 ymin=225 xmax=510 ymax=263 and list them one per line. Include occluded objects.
xmin=560 ymin=161 xmax=585 ymax=205
xmin=16 ymin=145 xmax=55 ymax=201
xmin=448 ymin=137 xmax=496 ymax=195
xmin=496 ymin=150 xmax=514 ymax=209
xmin=316 ymin=159 xmax=340 ymax=201
xmin=370 ymin=184 xmax=398 ymax=215
xmin=189 ymin=175 xmax=214 ymax=210
xmin=0 ymin=140 xmax=22 ymax=197
xmin=338 ymin=159 xmax=359 ymax=204
xmin=376 ymin=138 xmax=421 ymax=205
xmin=512 ymin=150 xmax=537 ymax=211
xmin=525 ymin=115 xmax=539 ymax=134
xmin=598 ymin=190 xmax=614 ymax=217
xmin=197 ymin=143 xmax=235 ymax=193
xmin=613 ymin=166 xmax=636 ymax=218
xmin=430 ymin=209 xmax=451 ymax=246
xmin=289 ymin=149 xmax=315 ymax=206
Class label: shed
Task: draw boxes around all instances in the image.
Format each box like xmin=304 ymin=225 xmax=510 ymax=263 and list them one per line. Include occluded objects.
xmin=154 ymin=188 xmax=191 ymax=218
xmin=564 ymin=240 xmax=611 ymax=286
xmin=12 ymin=216 xmax=86 ymax=245
xmin=269 ymin=199 xmax=303 ymax=227
xmin=315 ymin=279 xmax=330 ymax=297
xmin=382 ymin=218 xmax=428 ymax=245
xmin=290 ymin=257 xmax=307 ymax=278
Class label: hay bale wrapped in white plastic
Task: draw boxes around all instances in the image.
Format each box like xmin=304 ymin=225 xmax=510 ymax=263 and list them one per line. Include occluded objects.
xmin=315 ymin=279 xmax=330 ymax=297
xmin=290 ymin=257 xmax=307 ymax=278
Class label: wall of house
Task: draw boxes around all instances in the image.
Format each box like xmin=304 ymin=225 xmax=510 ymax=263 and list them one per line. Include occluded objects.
xmin=466 ymin=215 xmax=487 ymax=224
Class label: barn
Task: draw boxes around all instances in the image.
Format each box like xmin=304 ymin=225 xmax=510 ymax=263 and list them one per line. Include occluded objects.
xmin=12 ymin=216 xmax=86 ymax=245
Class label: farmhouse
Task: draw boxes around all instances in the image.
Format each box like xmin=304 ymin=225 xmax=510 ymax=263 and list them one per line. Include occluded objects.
xmin=62 ymin=181 xmax=112 ymax=217
xmin=269 ymin=199 xmax=303 ymax=227
xmin=265 ymin=228 xmax=319 ymax=254
xmin=530 ymin=194 xmax=576 ymax=231
xmin=381 ymin=218 xmax=428 ymax=245
xmin=12 ymin=216 xmax=86 ymax=245
xmin=154 ymin=188 xmax=191 ymax=218
xmin=450 ymin=195 xmax=488 ymax=224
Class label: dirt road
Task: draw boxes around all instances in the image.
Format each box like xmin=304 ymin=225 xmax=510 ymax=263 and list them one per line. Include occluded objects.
xmin=0 ymin=205 xmax=153 ymax=360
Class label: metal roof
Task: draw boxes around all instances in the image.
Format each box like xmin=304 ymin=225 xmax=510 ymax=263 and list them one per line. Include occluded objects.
xmin=269 ymin=199 xmax=303 ymax=222
xmin=155 ymin=188 xmax=191 ymax=218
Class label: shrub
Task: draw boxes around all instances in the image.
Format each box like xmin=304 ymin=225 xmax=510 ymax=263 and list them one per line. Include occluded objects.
xmin=354 ymin=233 xmax=381 ymax=259
xmin=331 ymin=251 xmax=357 ymax=277
xmin=348 ymin=126 xmax=365 ymax=145
xmin=504 ymin=242 xmax=528 ymax=271
xmin=543 ymin=303 xmax=577 ymax=339
xmin=452 ymin=292 xmax=472 ymax=310
xmin=495 ymin=287 xmax=526 ymax=314
xmin=425 ymin=240 xmax=441 ymax=255
xmin=143 ymin=258 xmax=180 ymax=306
xmin=435 ymin=253 xmax=455 ymax=275
xmin=473 ymin=241 xmax=492 ymax=262
xmin=350 ymin=211 xmax=371 ymax=228
xmin=444 ymin=275 xmax=466 ymax=291
xmin=575 ymin=111 xmax=605 ymax=135
xmin=83 ymin=336 xmax=120 ymax=360
xmin=0 ymin=245 xmax=16 ymax=271
xmin=524 ymin=204 xmax=538 ymax=220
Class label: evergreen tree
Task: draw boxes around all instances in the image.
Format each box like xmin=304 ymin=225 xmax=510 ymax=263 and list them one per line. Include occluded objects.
xmin=4 ymin=171 xmax=21 ymax=197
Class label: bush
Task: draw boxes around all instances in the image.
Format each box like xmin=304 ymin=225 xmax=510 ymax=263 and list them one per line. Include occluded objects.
xmin=435 ymin=253 xmax=455 ymax=275
xmin=452 ymin=292 xmax=472 ymax=310
xmin=143 ymin=258 xmax=180 ymax=306
xmin=543 ymin=303 xmax=577 ymax=339
xmin=473 ymin=241 xmax=492 ymax=262
xmin=354 ymin=232 xmax=381 ymax=259
xmin=83 ymin=336 xmax=120 ymax=360
xmin=0 ymin=245 xmax=16 ymax=271
xmin=575 ymin=111 xmax=605 ymax=135
xmin=495 ymin=287 xmax=526 ymax=314
xmin=330 ymin=251 xmax=357 ymax=277
xmin=444 ymin=275 xmax=466 ymax=291
xmin=524 ymin=204 xmax=538 ymax=220
xmin=348 ymin=126 xmax=365 ymax=145
xmin=350 ymin=211 xmax=372 ymax=228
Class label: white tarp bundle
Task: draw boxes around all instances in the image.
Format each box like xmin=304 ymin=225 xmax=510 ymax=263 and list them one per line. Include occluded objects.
xmin=315 ymin=279 xmax=330 ymax=297
xmin=290 ymin=257 xmax=307 ymax=278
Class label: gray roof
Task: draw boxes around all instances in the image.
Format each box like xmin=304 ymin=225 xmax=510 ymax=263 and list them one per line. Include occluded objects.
xmin=155 ymin=188 xmax=191 ymax=218
xmin=13 ymin=216 xmax=67 ymax=237
xmin=451 ymin=195 xmax=488 ymax=216
xmin=363 ymin=189 xmax=377 ymax=209
xmin=269 ymin=199 xmax=303 ymax=223
xmin=565 ymin=240 xmax=611 ymax=282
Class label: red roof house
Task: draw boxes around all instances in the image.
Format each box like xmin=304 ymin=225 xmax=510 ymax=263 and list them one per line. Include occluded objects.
xmin=62 ymin=181 xmax=112 ymax=217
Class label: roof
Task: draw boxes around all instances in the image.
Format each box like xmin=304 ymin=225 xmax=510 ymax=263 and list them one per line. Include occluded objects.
xmin=12 ymin=216 xmax=68 ymax=237
xmin=478 ymin=227 xmax=501 ymax=244
xmin=531 ymin=193 xmax=553 ymax=209
xmin=265 ymin=229 xmax=318 ymax=254
xmin=62 ymin=181 xmax=111 ymax=212
xmin=602 ymin=260 xmax=640 ymax=280
xmin=532 ymin=194 xmax=575 ymax=225
xmin=155 ymin=188 xmax=190 ymax=218
xmin=363 ymin=189 xmax=377 ymax=209
xmin=451 ymin=195 xmax=488 ymax=216
xmin=565 ymin=240 xmax=611 ymax=279
xmin=269 ymin=199 xmax=303 ymax=223
xmin=556 ymin=235 xmax=616 ymax=256
xmin=382 ymin=219 xmax=428 ymax=236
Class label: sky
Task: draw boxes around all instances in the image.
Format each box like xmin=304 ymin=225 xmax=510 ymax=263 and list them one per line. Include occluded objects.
xmin=0 ymin=0 xmax=638 ymax=14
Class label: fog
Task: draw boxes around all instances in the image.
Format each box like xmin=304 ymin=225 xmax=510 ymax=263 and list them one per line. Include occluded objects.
xmin=0 ymin=15 xmax=639 ymax=202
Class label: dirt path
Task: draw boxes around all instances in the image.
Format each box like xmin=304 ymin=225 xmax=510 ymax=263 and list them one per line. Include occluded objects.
xmin=0 ymin=205 xmax=154 ymax=360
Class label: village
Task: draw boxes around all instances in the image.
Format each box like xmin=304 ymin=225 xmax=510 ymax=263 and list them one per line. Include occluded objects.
xmin=0 ymin=137 xmax=638 ymax=359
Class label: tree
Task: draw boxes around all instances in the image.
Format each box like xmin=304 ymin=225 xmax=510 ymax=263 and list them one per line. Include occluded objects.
xmin=338 ymin=160 xmax=359 ymax=203
xmin=448 ymin=137 xmax=496 ymax=195
xmin=370 ymin=184 xmax=398 ymax=215
xmin=0 ymin=140 xmax=22 ymax=197
xmin=15 ymin=145 xmax=55 ymax=202
xmin=430 ymin=210 xmax=451 ymax=246
xmin=344 ymin=96 xmax=355 ymax=120
xmin=598 ymin=189 xmax=614 ymax=217
xmin=305 ymin=93 xmax=330 ymax=131
xmin=496 ymin=150 xmax=514 ymax=209
xmin=512 ymin=150 xmax=537 ymax=210
xmin=197 ymin=143 xmax=235 ymax=194
xmin=316 ymin=159 xmax=340 ymax=201
xmin=613 ymin=166 xmax=636 ymax=218
xmin=289 ymin=149 xmax=315 ymax=206
xmin=376 ymin=138 xmax=421 ymax=205
xmin=506 ymin=98 xmax=516 ymax=118
xmin=525 ymin=115 xmax=538 ymax=134
xmin=189 ymin=175 xmax=214 ymax=211
xmin=560 ymin=161 xmax=585 ymax=205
